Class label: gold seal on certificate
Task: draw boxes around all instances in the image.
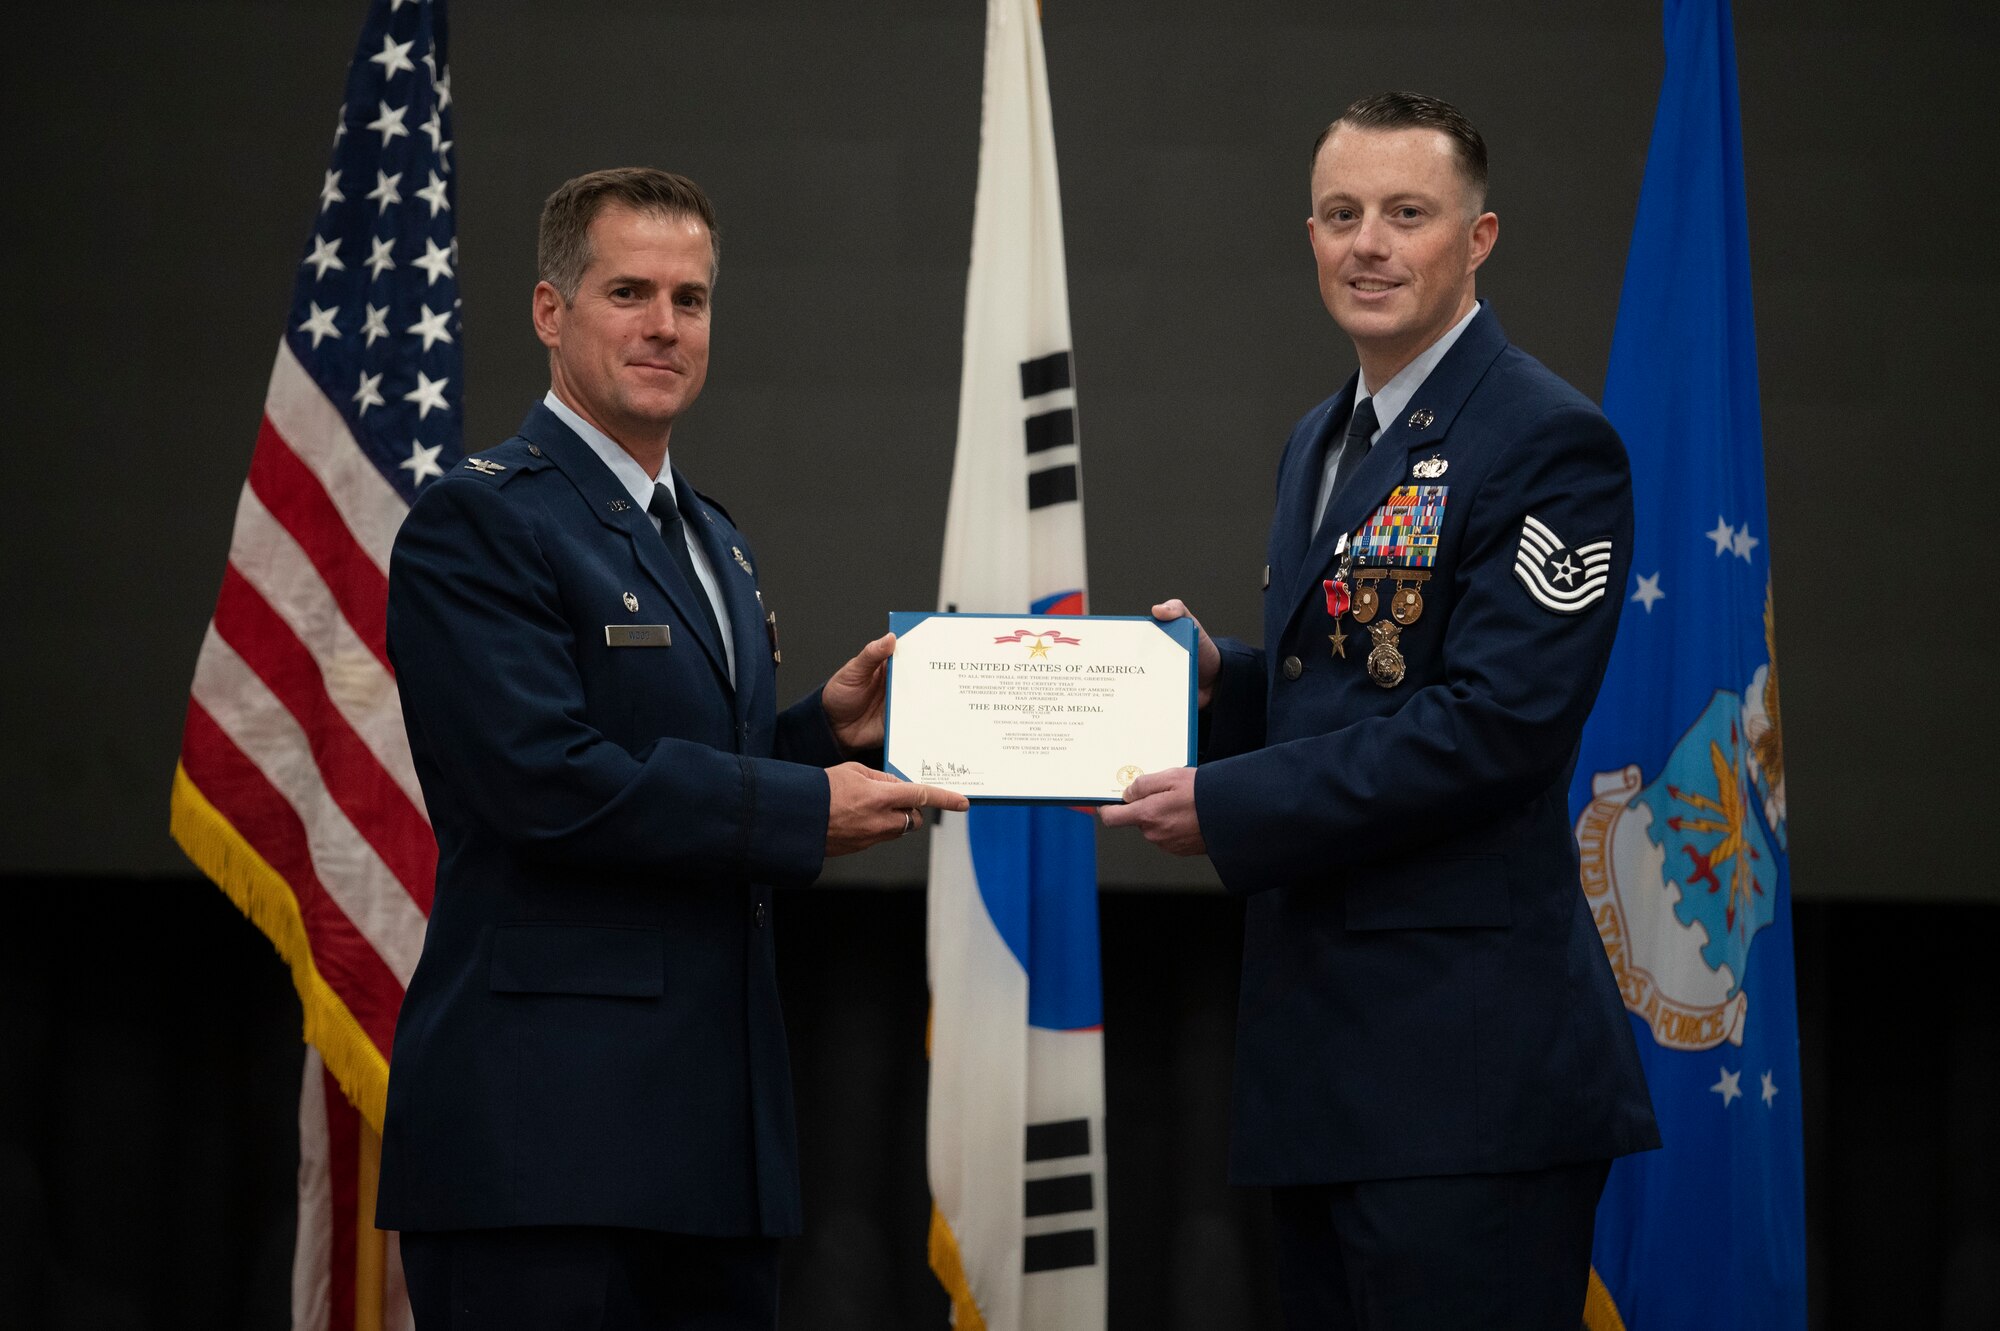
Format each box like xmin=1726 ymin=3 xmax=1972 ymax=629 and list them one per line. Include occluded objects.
xmin=885 ymin=613 xmax=1198 ymax=803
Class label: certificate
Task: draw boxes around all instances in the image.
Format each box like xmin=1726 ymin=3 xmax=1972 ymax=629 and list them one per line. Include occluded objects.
xmin=884 ymin=612 xmax=1197 ymax=803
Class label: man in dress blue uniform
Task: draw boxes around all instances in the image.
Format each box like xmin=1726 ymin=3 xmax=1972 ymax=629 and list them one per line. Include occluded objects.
xmin=376 ymin=168 xmax=967 ymax=1329
xmin=1103 ymin=95 xmax=1660 ymax=1329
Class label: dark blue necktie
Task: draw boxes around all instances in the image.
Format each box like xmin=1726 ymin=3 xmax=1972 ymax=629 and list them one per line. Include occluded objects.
xmin=1328 ymin=396 xmax=1379 ymax=510
xmin=648 ymin=482 xmax=723 ymax=649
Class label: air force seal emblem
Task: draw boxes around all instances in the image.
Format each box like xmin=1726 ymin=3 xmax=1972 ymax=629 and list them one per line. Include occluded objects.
xmin=1576 ymin=683 xmax=1782 ymax=1051
xmin=1575 ymin=585 xmax=1786 ymax=1052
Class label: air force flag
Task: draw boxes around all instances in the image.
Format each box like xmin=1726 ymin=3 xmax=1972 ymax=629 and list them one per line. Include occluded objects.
xmin=1573 ymin=2 xmax=1808 ymax=1327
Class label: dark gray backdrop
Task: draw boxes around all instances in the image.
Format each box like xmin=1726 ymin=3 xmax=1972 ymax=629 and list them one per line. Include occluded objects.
xmin=6 ymin=4 xmax=2000 ymax=1328
xmin=6 ymin=0 xmax=1995 ymax=897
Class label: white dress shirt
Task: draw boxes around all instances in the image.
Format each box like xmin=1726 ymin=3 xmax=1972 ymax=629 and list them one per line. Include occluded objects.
xmin=543 ymin=391 xmax=736 ymax=683
xmin=1312 ymin=300 xmax=1484 ymax=538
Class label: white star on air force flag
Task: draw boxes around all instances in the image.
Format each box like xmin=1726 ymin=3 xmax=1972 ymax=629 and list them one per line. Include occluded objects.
xmin=1513 ymin=514 xmax=1612 ymax=614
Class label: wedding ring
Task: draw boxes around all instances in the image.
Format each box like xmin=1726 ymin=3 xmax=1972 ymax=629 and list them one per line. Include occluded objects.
xmin=902 ymin=809 xmax=915 ymax=835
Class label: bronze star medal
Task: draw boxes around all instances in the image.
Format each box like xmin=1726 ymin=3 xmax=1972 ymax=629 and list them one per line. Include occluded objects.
xmin=1323 ymin=578 xmax=1352 ymax=658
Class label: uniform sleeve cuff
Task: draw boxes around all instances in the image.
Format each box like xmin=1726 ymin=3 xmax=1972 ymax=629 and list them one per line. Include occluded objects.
xmin=739 ymin=755 xmax=830 ymax=888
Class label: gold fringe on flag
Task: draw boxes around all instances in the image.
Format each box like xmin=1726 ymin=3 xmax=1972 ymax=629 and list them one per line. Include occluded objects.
xmin=169 ymin=762 xmax=391 ymax=1132
xmin=1584 ymin=1267 xmax=1629 ymax=1331
xmin=928 ymin=1204 xmax=990 ymax=1331
xmin=355 ymin=1122 xmax=388 ymax=1331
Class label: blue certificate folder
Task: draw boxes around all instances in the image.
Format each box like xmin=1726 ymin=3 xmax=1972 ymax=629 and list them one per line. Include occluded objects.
xmin=884 ymin=612 xmax=1199 ymax=804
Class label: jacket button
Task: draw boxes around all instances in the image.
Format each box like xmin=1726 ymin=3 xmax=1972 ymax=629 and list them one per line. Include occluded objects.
xmin=754 ymin=901 xmax=767 ymax=928
xmin=1282 ymin=655 xmax=1303 ymax=680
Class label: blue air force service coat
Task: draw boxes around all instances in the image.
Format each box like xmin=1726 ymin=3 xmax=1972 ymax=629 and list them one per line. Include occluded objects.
xmin=375 ymin=404 xmax=843 ymax=1238
xmin=1197 ymin=307 xmax=1661 ymax=1186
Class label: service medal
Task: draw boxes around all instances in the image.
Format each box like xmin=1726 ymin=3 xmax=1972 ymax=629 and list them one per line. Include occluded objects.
xmin=1390 ymin=571 xmax=1430 ymax=625
xmin=1366 ymin=620 xmax=1406 ymax=688
xmin=1323 ymin=578 xmax=1351 ymax=619
xmin=1352 ymin=575 xmax=1382 ymax=623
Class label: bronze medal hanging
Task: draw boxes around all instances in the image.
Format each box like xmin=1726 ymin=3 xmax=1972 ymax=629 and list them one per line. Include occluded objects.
xmin=1325 ymin=544 xmax=1357 ymax=659
xmin=1366 ymin=620 xmax=1406 ymax=688
xmin=1323 ymin=576 xmax=1351 ymax=658
xmin=1351 ymin=574 xmax=1382 ymax=624
xmin=1390 ymin=571 xmax=1430 ymax=626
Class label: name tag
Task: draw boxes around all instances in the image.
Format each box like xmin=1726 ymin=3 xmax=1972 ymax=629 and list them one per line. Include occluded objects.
xmin=605 ymin=625 xmax=671 ymax=648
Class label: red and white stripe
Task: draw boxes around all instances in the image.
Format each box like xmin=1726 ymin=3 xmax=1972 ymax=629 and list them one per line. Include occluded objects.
xmin=184 ymin=337 xmax=432 ymax=1327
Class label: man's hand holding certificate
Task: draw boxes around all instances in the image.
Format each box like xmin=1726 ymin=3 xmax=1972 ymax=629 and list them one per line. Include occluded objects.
xmin=884 ymin=612 xmax=1198 ymax=803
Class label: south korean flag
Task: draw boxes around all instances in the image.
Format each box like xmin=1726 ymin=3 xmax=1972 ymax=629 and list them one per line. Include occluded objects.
xmin=1514 ymin=515 xmax=1612 ymax=613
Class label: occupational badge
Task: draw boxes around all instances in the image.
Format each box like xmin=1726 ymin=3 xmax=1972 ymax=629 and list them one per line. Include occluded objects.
xmin=1366 ymin=620 xmax=1406 ymax=688
xmin=1406 ymin=408 xmax=1435 ymax=430
xmin=1513 ymin=515 xmax=1612 ymax=614
xmin=1412 ymin=455 xmax=1448 ymax=479
xmin=463 ymin=458 xmax=505 ymax=475
xmin=622 ymin=592 xmax=639 ymax=613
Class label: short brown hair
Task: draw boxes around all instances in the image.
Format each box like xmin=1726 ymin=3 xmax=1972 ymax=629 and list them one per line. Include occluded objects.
xmin=537 ymin=168 xmax=720 ymax=303
xmin=1312 ymin=93 xmax=1489 ymax=208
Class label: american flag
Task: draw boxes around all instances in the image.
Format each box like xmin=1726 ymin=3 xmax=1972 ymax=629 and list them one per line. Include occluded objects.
xmin=169 ymin=1 xmax=455 ymax=1324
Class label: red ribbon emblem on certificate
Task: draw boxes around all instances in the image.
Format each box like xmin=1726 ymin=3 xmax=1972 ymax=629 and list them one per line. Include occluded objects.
xmin=991 ymin=628 xmax=1082 ymax=646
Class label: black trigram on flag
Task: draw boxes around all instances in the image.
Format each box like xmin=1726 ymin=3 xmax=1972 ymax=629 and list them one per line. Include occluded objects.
xmin=1020 ymin=351 xmax=1079 ymax=511
xmin=1024 ymin=1116 xmax=1099 ymax=1273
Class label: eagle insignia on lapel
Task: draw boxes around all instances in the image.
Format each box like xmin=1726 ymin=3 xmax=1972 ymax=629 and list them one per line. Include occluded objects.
xmin=463 ymin=458 xmax=506 ymax=475
xmin=1514 ymin=516 xmax=1613 ymax=614
xmin=1413 ymin=456 xmax=1449 ymax=479
xmin=731 ymin=547 xmax=753 ymax=576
